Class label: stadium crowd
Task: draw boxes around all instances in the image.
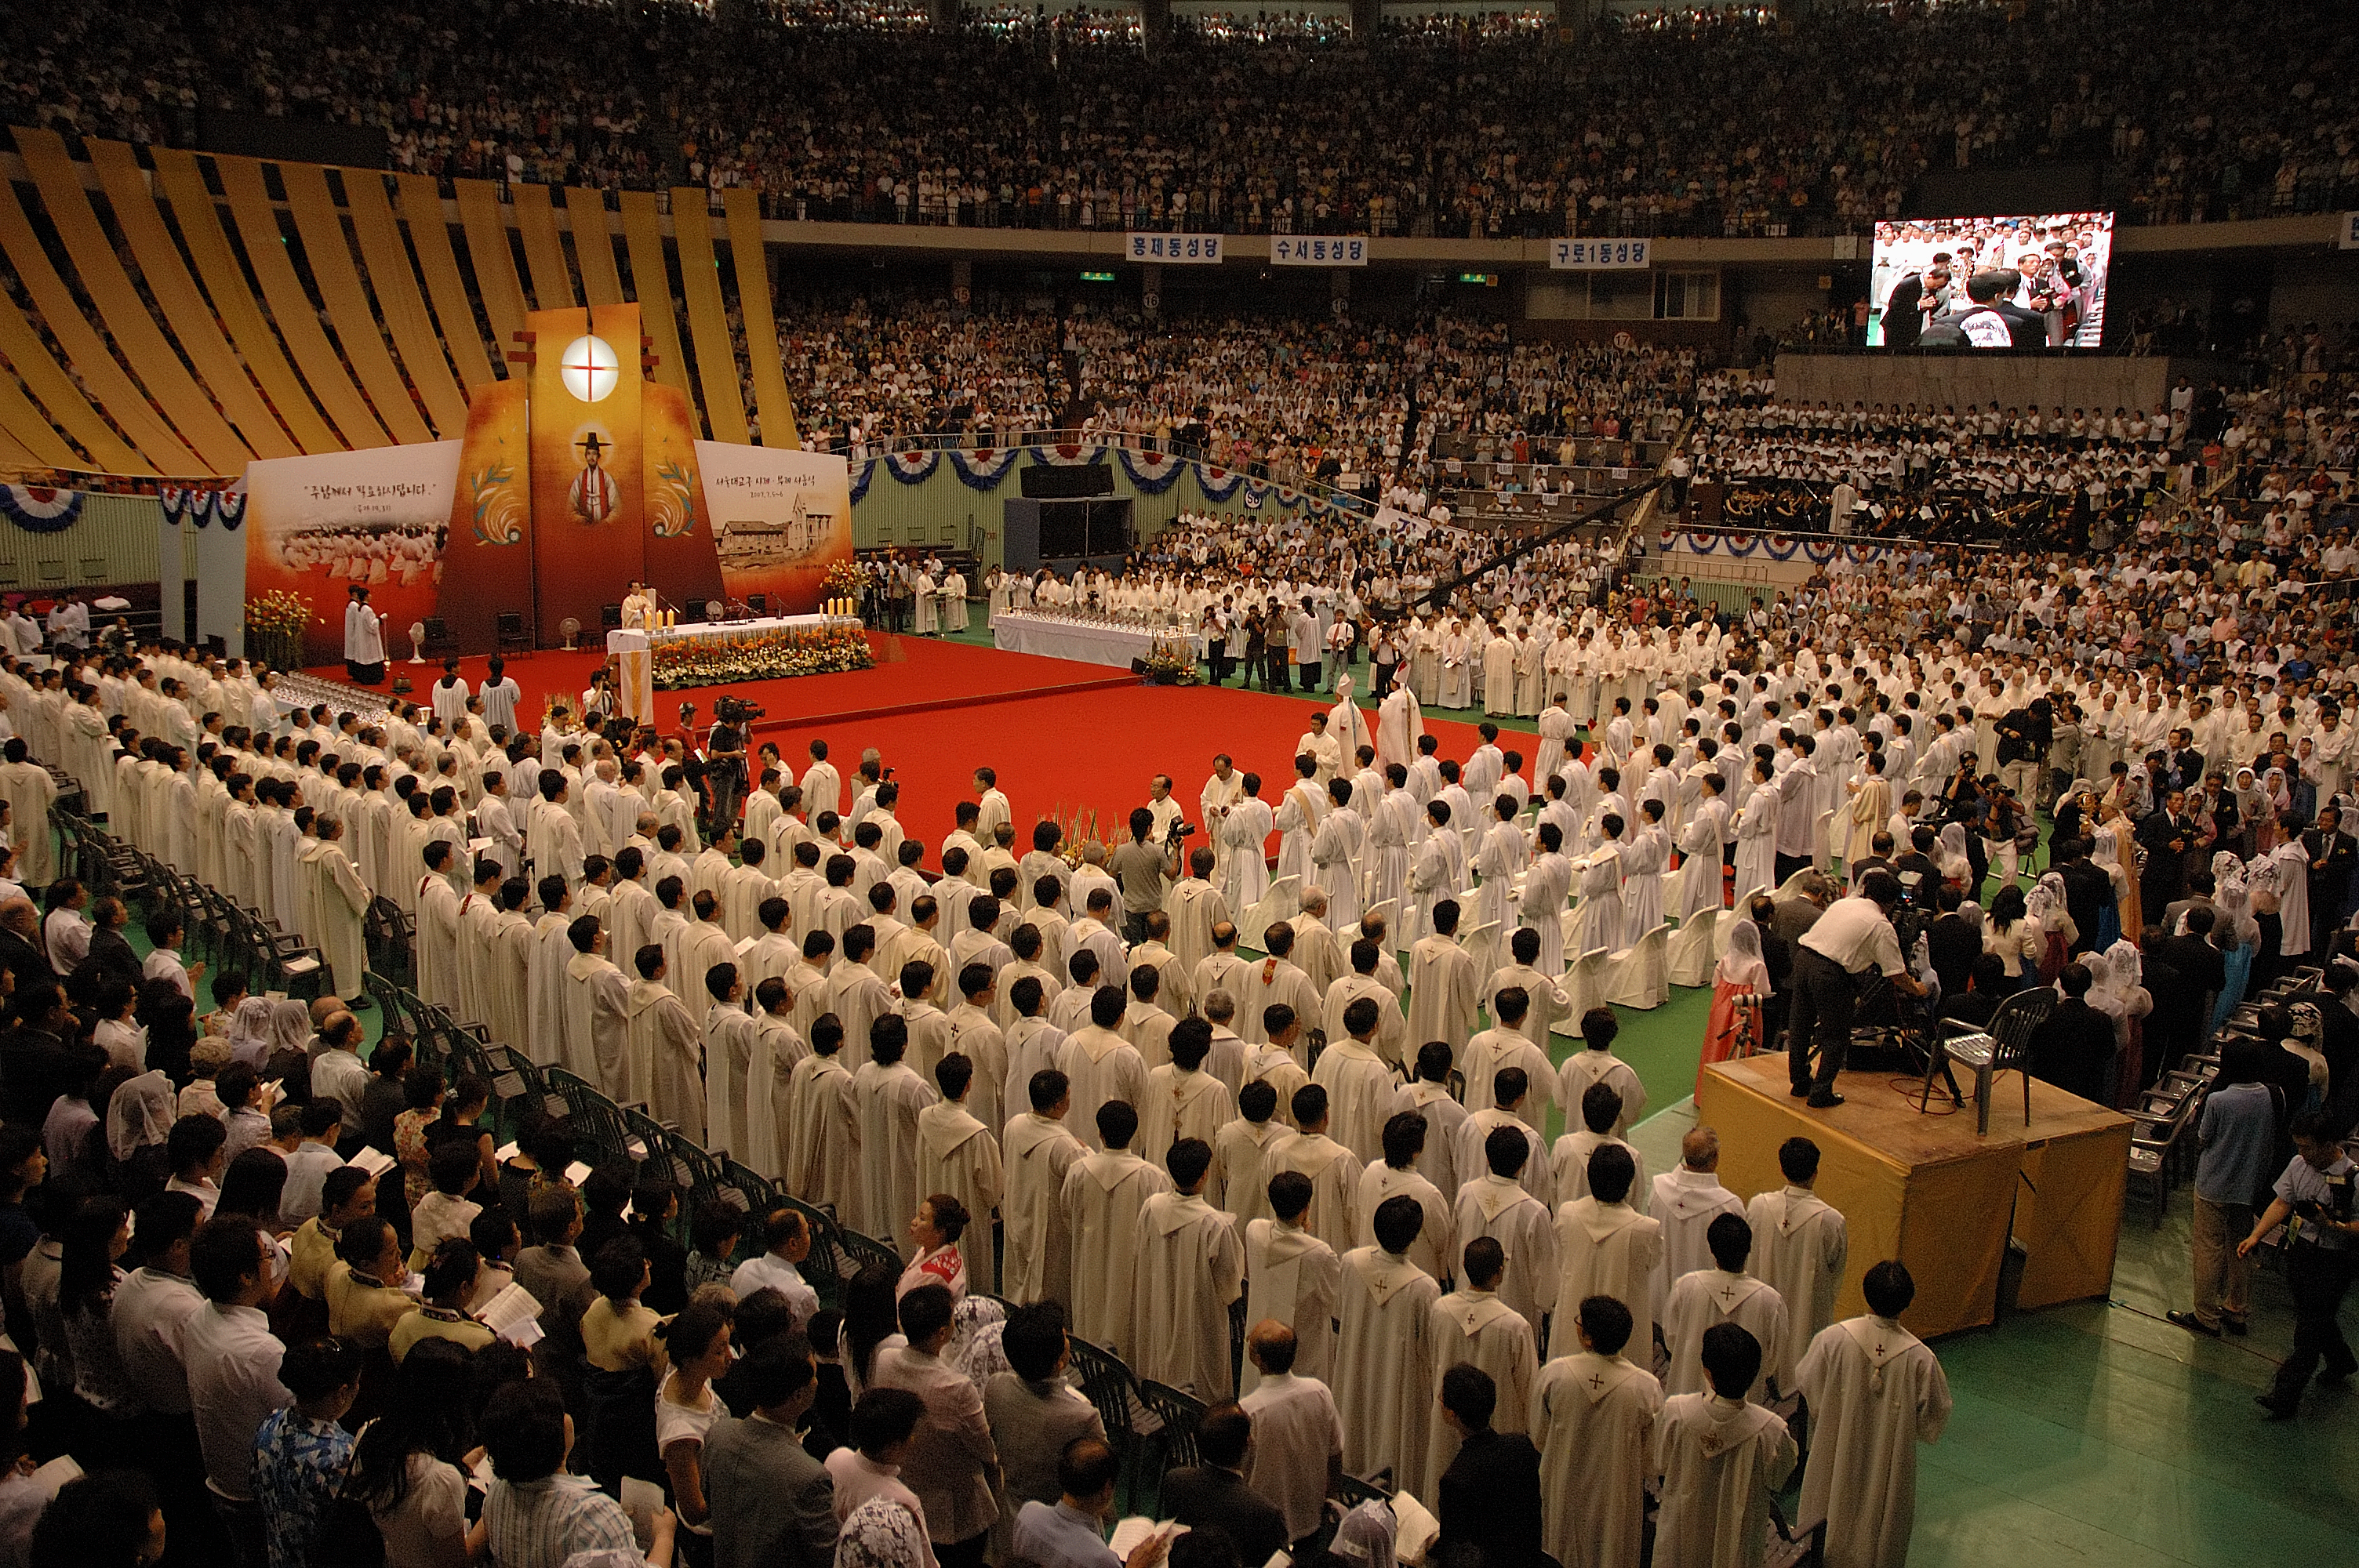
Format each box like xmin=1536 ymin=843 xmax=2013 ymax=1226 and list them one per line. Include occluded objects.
xmin=5 ymin=0 xmax=2357 ymax=238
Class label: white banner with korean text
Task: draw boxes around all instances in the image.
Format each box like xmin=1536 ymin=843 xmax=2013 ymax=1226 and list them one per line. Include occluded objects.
xmin=1270 ymin=235 xmax=1369 ymax=267
xmin=1125 ymin=232 xmax=1225 ymax=264
xmin=1550 ymin=238 xmax=1653 ymax=270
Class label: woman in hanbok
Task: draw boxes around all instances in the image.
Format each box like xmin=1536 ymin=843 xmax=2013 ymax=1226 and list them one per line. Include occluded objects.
xmin=1697 ymin=917 xmax=1771 ymax=1095
xmin=2088 ymin=940 xmax=2152 ymax=1109
xmin=2023 ymin=873 xmax=2077 ymax=985
xmin=2255 ymin=769 xmax=2292 ymax=854
xmin=2090 ymin=812 xmax=2132 ymax=949
xmin=1620 ymin=800 xmax=1670 ymax=946
xmin=896 ymin=1193 xmax=970 ymax=1304
xmin=2205 ymin=852 xmax=2259 ymax=1036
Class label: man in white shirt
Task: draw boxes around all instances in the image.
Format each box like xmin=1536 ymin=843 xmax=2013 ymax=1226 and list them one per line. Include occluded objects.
xmin=730 ymin=1206 xmax=823 ymax=1330
xmin=184 ymin=1216 xmax=293 ymax=1559
xmin=1237 ymin=1321 xmax=1346 ymax=1551
xmin=1788 ymin=872 xmax=1923 ymax=1109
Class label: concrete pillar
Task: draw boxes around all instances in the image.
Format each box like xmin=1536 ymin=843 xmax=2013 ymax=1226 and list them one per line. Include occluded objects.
xmin=1331 ymin=267 xmax=1352 ymax=321
xmin=1350 ymin=0 xmax=1382 ymax=38
xmin=1141 ymin=0 xmax=1172 ymax=50
xmin=930 ymin=0 xmax=962 ymax=28
xmin=1142 ymin=264 xmax=1163 ymax=322
xmin=1556 ymin=0 xmax=1597 ymax=34
xmin=951 ymin=259 xmax=972 ymax=324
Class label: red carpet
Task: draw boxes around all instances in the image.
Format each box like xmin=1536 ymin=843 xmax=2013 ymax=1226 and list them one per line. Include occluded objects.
xmin=311 ymin=636 xmax=1506 ymax=869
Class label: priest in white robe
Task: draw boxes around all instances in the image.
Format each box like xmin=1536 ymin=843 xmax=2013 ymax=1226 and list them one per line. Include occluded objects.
xmin=563 ymin=916 xmax=631 ymax=1098
xmin=1549 ymin=1144 xmax=1664 ymax=1362
xmin=1421 ymin=1236 xmax=1539 ymax=1486
xmin=1217 ymin=779 xmax=1275 ymax=913
xmin=1001 ymin=1075 xmax=1085 ymax=1305
xmin=741 ymin=985 xmax=808 ymax=1181
xmin=1652 ymin=1324 xmax=1797 ymax=1568
xmin=1532 ymin=1294 xmax=1662 ymax=1568
xmin=1242 ymin=1171 xmax=1343 ymax=1392
xmin=0 ymin=746 xmax=56 ymax=886
xmin=1747 ymin=1142 xmax=1850 ymax=1379
xmin=1129 ymin=1138 xmax=1245 ymax=1402
xmin=1060 ymin=1102 xmax=1171 ymax=1360
xmin=1405 ymin=906 xmax=1480 ymax=1065
xmin=1332 ymin=1195 xmax=1441 ymax=1504
xmin=1481 ymin=629 xmax=1517 ymax=717
xmin=1376 ymin=682 xmax=1425 ymax=771
xmin=1794 ymin=1262 xmax=1952 ymax=1568
xmin=851 ymin=1012 xmax=939 ymax=1251
xmin=301 ymin=822 xmax=369 ymax=1004
xmin=625 ymin=946 xmax=706 ymax=1142
xmin=914 ymin=1052 xmax=1004 ymax=1295
xmin=784 ymin=1018 xmax=860 ymax=1218
xmin=703 ymin=965 xmax=758 ymax=1163
xmin=1650 ymin=1129 xmax=1747 ymax=1322
xmin=1663 ymin=1215 xmax=1790 ymax=1406
xmin=525 ymin=880 xmax=575 ymax=1069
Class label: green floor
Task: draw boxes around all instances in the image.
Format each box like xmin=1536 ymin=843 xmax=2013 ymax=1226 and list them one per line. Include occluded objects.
xmin=944 ymin=618 xmax=2359 ymax=1567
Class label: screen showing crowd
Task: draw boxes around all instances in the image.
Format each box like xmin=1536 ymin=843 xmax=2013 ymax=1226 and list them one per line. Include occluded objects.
xmin=1867 ymin=212 xmax=2114 ymax=349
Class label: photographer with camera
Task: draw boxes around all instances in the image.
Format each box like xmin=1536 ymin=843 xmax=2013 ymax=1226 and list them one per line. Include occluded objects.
xmin=1113 ymin=803 xmax=1187 ymax=946
xmin=704 ymin=698 xmax=754 ymax=837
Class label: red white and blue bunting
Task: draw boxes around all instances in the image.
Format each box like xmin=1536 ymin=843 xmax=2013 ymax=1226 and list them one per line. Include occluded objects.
xmin=1027 ymin=444 xmax=1109 ymax=467
xmin=1653 ymin=526 xmax=1907 ymax=567
xmin=881 ymin=449 xmax=940 ymax=485
xmin=159 ymin=487 xmax=245 ymax=530
xmin=947 ymin=448 xmax=1023 ymax=491
xmin=0 ymin=485 xmax=84 ymax=535
xmin=1195 ymin=466 xmax=1245 ymax=503
xmin=849 ymin=459 xmax=876 ymax=504
xmin=1114 ymin=447 xmax=1188 ymax=494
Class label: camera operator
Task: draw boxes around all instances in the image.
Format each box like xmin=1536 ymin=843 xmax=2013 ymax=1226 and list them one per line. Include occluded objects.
xmin=1112 ymin=803 xmax=1185 ymax=946
xmin=1787 ymin=870 xmax=1925 ymax=1109
xmin=703 ymin=702 xmax=749 ymax=837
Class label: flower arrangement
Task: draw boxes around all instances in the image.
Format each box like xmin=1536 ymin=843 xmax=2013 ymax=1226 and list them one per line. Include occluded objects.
xmin=1036 ymin=807 xmax=1102 ymax=866
xmin=1142 ymin=637 xmax=1199 ymax=685
xmin=245 ymin=589 xmax=319 ymax=637
xmin=823 ymin=560 xmax=867 ymax=601
xmin=652 ymin=623 xmax=873 ymax=689
xmin=245 ymin=589 xmax=321 ymax=671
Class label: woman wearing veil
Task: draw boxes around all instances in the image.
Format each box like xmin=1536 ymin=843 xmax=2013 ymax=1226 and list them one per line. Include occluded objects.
xmin=2024 ymin=871 xmax=2078 ymax=984
xmin=1697 ymin=918 xmax=1771 ymax=1096
xmin=226 ymin=993 xmax=278 ymax=1069
xmin=2205 ymin=851 xmax=2260 ymax=1036
xmin=105 ymin=1067 xmax=176 ymax=1199
xmin=2088 ymin=939 xmax=2153 ymax=1109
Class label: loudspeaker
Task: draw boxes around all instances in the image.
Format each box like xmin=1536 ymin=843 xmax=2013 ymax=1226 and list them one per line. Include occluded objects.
xmin=1020 ymin=463 xmax=1115 ymax=499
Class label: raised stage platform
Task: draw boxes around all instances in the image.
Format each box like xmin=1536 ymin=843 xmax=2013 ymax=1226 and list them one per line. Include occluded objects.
xmin=1696 ymin=1054 xmax=2133 ymax=1340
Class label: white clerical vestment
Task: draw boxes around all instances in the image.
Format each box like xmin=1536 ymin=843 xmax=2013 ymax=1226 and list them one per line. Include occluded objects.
xmin=1450 ymin=1174 xmax=1558 ymax=1341
xmin=1549 ymin=1199 xmax=1664 ymax=1361
xmin=916 ymin=1101 xmax=1004 ymax=1296
xmin=1746 ymin=1187 xmax=1848 ymax=1378
xmin=563 ymin=952 xmax=628 ymax=1094
xmin=1793 ymin=1317 xmax=1951 ymax=1568
xmin=852 ymin=1059 xmax=938 ymax=1248
xmin=1532 ymin=1350 xmax=1663 ymax=1568
xmin=525 ymin=914 xmax=572 ymax=1068
xmin=1129 ymin=1192 xmax=1244 ymax=1402
xmin=1057 ymin=1029 xmax=1149 ymax=1152
xmin=1060 ymin=1149 xmax=1170 ymax=1360
xmin=741 ymin=1014 xmax=807 ymax=1181
xmin=1241 ymin=1217 xmax=1341 ymax=1393
xmin=1422 ymin=1288 xmax=1538 ymax=1485
xmin=1651 ymin=1393 xmax=1797 ymax=1568
xmin=1332 ymin=1247 xmax=1440 ymax=1504
xmin=1649 ymin=1170 xmax=1747 ymax=1322
xmin=625 ymin=978 xmax=705 ymax=1143
xmin=703 ymin=1007 xmax=758 ymax=1166
xmin=302 ymin=840 xmax=369 ymax=1003
xmin=1663 ymin=1269 xmax=1790 ymax=1406
xmin=783 ymin=1053 xmax=860 ymax=1215
xmin=1002 ymin=1112 xmax=1084 ymax=1305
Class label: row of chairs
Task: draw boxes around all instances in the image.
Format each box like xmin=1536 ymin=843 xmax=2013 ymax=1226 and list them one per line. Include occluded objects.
xmin=53 ymin=802 xmax=332 ymax=1001
xmin=2125 ymin=967 xmax=2325 ymax=1226
xmin=358 ymin=966 xmax=913 ymax=1312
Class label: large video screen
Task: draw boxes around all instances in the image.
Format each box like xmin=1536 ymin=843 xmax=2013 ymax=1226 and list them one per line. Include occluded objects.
xmin=1866 ymin=212 xmax=2113 ymax=349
